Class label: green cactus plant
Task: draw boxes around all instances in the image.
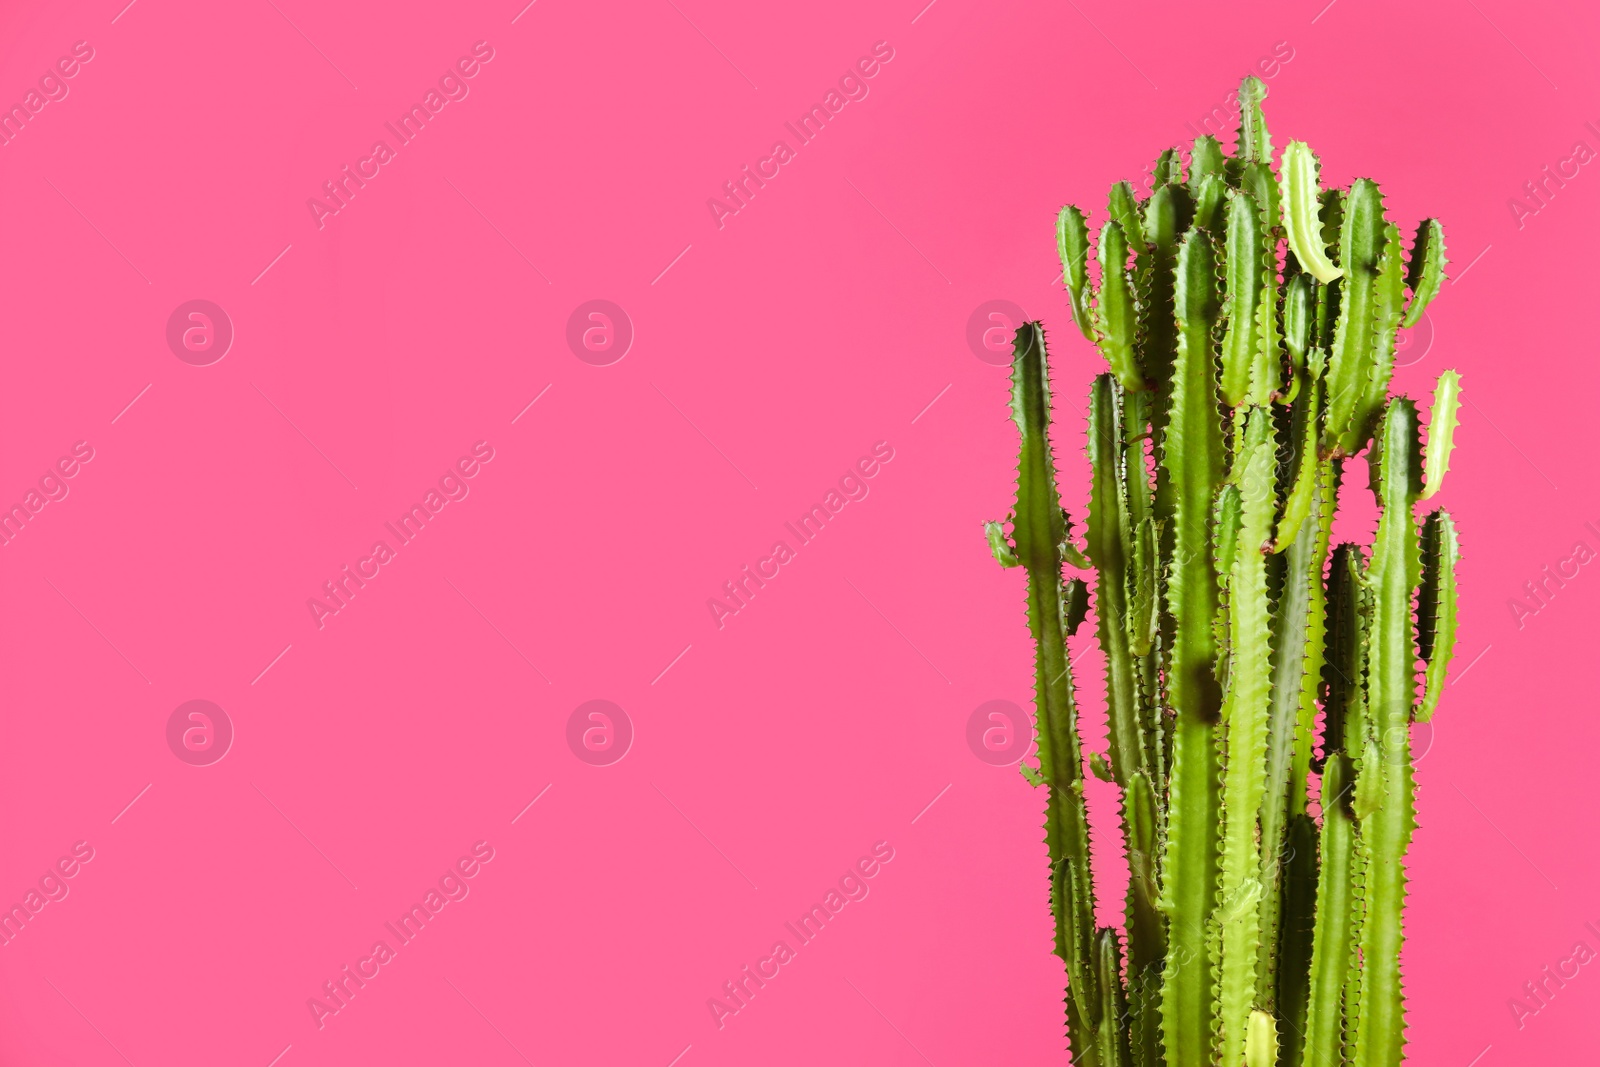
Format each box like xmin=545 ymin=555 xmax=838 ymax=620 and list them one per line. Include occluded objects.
xmin=988 ymin=76 xmax=1462 ymax=1067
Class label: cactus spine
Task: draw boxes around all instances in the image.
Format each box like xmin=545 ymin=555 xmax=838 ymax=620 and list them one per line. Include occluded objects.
xmin=989 ymin=77 xmax=1462 ymax=1066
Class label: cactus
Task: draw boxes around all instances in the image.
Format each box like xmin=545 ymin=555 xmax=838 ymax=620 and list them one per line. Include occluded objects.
xmin=989 ymin=77 xmax=1462 ymax=1066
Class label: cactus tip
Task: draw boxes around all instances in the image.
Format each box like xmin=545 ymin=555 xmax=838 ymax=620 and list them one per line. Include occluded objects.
xmin=1280 ymin=141 xmax=1344 ymax=284
xmin=1421 ymin=370 xmax=1462 ymax=500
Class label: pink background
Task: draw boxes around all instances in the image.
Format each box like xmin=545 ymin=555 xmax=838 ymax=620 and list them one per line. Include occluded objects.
xmin=0 ymin=0 xmax=1595 ymax=1063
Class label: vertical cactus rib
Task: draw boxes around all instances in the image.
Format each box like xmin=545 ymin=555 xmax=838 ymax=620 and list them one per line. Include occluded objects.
xmin=1191 ymin=135 xmax=1227 ymax=190
xmin=1272 ymin=382 xmax=1322 ymax=553
xmin=1125 ymin=770 xmax=1165 ymax=944
xmin=1325 ymin=180 xmax=1387 ymax=454
xmin=1221 ymin=190 xmax=1265 ymax=409
xmin=1194 ymin=173 xmax=1227 ymax=230
xmin=1089 ymin=374 xmax=1149 ymax=786
xmin=1256 ymin=452 xmax=1326 ymax=1007
xmin=1276 ymin=813 xmax=1321 ymax=1067
xmin=1302 ymin=753 xmax=1357 ymax=1067
xmin=1003 ymin=322 xmax=1101 ymax=1060
xmin=1216 ymin=407 xmax=1278 ymax=1067
xmin=1099 ymin=929 xmax=1135 ymax=1067
xmin=1241 ymin=162 xmax=1285 ymax=407
xmin=1098 ymin=224 xmax=1147 ymax=390
xmin=1352 ymin=224 xmax=1407 ymax=446
xmin=1283 ymin=274 xmax=1314 ymax=377
xmin=1352 ymin=400 xmax=1422 ymax=1067
xmin=1111 ymin=181 xmax=1148 ymax=250
xmin=1158 ymin=228 xmax=1226 ymax=1067
xmin=1290 ymin=464 xmax=1338 ymax=820
xmin=1140 ymin=184 xmax=1192 ymax=402
xmin=1415 ymin=510 xmax=1459 ymax=723
xmin=1143 ymin=184 xmax=1191 ymax=543
xmin=1321 ymin=544 xmax=1367 ymax=759
xmin=1325 ymin=543 xmax=1372 ymax=1067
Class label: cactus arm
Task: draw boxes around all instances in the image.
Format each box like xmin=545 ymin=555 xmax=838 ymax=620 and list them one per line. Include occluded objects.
xmin=1290 ymin=463 xmax=1338 ymax=817
xmin=1111 ymin=180 xmax=1148 ymax=250
xmin=1139 ymin=184 xmax=1191 ymax=401
xmin=1324 ymin=180 xmax=1387 ymax=454
xmin=1065 ymin=867 xmax=1105 ymax=1067
xmin=1221 ymin=190 xmax=1265 ymax=408
xmin=1060 ymin=205 xmax=1098 ymax=342
xmin=1143 ymin=185 xmax=1190 ymax=535
xmin=1153 ymin=147 xmax=1184 ymax=190
xmin=1342 ymin=831 xmax=1369 ymax=1067
xmin=1158 ymin=229 xmax=1226 ymax=1067
xmin=1131 ymin=516 xmax=1160 ymax=658
xmin=1416 ymin=510 xmax=1459 ymax=723
xmin=1127 ymin=767 xmax=1168 ymax=943
xmin=1005 ymin=322 xmax=1102 ymax=1059
xmin=1088 ymin=374 xmax=1149 ymax=786
xmin=1401 ymin=219 xmax=1447 ymax=328
xmin=986 ymin=520 xmax=1021 ymax=567
xmin=1321 ymin=544 xmax=1367 ymax=757
xmin=1276 ymin=812 xmax=1321 ymax=1067
xmin=1097 ymin=223 xmax=1147 ymax=390
xmin=1301 ymin=752 xmax=1357 ymax=1067
xmin=1352 ymin=224 xmax=1407 ymax=445
xmin=1193 ymin=173 xmax=1227 ymax=230
xmin=1190 ymin=134 xmax=1227 ymax=190
xmin=1421 ymin=369 xmax=1462 ymax=500
xmin=1352 ymin=400 xmax=1422 ymax=1067
xmin=1237 ymin=76 xmax=1272 ymax=165
xmin=1283 ymin=274 xmax=1313 ymax=377
xmin=1122 ymin=382 xmax=1166 ymax=791
xmin=1272 ymin=380 xmax=1321 ymax=552
xmin=1322 ymin=544 xmax=1371 ymax=1066
xmin=1125 ymin=770 xmax=1167 ymax=965
xmin=1242 ymin=161 xmax=1284 ymax=405
xmin=1125 ymin=771 xmax=1167 ymax=1067
xmin=1098 ymin=928 xmax=1135 ymax=1067
xmin=1279 ymin=143 xmax=1344 ymax=284
xmin=1256 ymin=454 xmax=1326 ymax=1004
xmin=1216 ymin=407 xmax=1278 ymax=1067
xmin=1312 ymin=190 xmax=1345 ymax=360
xmin=1242 ymin=162 xmax=1281 ymax=232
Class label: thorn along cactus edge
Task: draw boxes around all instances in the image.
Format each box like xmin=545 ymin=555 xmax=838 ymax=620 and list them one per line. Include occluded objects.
xmin=986 ymin=77 xmax=1463 ymax=1067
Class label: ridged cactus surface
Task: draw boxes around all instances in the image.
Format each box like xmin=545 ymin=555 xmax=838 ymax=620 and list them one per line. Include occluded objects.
xmin=987 ymin=77 xmax=1462 ymax=1067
